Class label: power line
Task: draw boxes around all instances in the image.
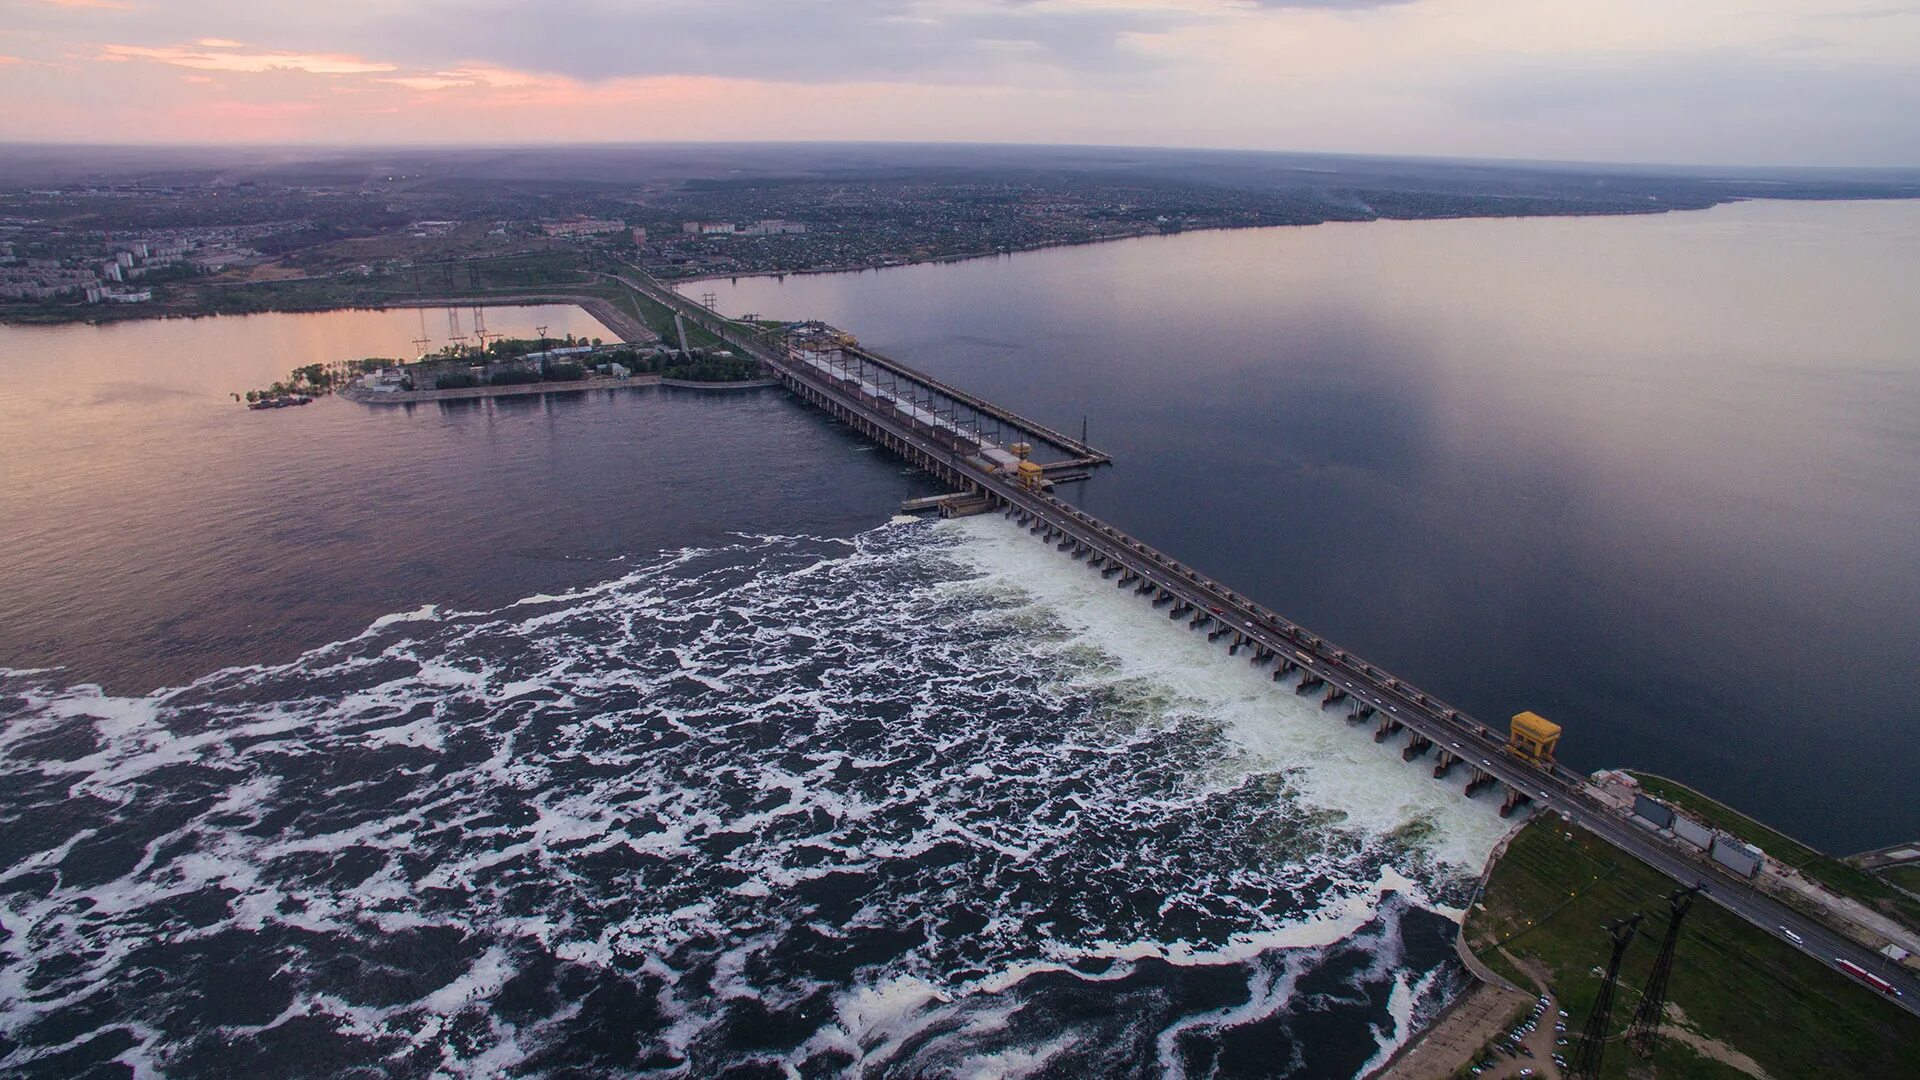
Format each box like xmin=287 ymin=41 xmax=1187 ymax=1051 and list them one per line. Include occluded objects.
xmin=1628 ymin=885 xmax=1702 ymax=1057
xmin=1570 ymin=913 xmax=1642 ymax=1080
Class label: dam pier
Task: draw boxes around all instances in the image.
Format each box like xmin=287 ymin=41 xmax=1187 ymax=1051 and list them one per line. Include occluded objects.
xmin=619 ymin=268 xmax=1920 ymax=1010
xmin=631 ymin=278 xmax=1562 ymax=816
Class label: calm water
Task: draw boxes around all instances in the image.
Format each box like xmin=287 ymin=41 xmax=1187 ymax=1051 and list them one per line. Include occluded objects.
xmin=0 ymin=304 xmax=924 ymax=692
xmin=694 ymin=199 xmax=1920 ymax=855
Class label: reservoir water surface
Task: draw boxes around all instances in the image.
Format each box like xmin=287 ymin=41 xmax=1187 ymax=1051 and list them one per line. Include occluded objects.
xmin=0 ymin=199 xmax=1914 ymax=1076
xmin=693 ymin=198 xmax=1920 ymax=856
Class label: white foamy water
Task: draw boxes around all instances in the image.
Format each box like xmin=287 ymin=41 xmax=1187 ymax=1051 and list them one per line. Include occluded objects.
xmin=0 ymin=516 xmax=1501 ymax=1077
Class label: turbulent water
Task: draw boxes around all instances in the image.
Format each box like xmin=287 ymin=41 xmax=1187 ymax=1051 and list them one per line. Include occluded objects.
xmin=0 ymin=515 xmax=1509 ymax=1078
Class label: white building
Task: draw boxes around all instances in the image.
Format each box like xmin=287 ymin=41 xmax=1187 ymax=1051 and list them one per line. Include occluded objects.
xmin=541 ymin=219 xmax=625 ymax=238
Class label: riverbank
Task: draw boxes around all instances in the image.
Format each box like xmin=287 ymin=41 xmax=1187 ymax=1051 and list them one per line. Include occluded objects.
xmin=1451 ymin=819 xmax=1920 ymax=1079
xmin=0 ymin=288 xmax=654 ymax=346
xmin=1627 ymin=770 xmax=1920 ymax=933
xmin=365 ymin=294 xmax=653 ymax=348
xmin=338 ymin=373 xmax=777 ymax=405
xmin=340 ymin=373 xmax=659 ymax=405
xmin=664 ymin=224 xmax=1168 ymax=286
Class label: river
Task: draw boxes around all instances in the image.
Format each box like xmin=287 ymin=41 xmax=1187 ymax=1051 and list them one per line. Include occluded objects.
xmin=691 ymin=198 xmax=1920 ymax=857
xmin=0 ymin=199 xmax=1913 ymax=1076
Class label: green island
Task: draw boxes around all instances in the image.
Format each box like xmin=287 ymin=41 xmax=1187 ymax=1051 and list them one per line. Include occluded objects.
xmin=1449 ymin=817 xmax=1920 ymax=1079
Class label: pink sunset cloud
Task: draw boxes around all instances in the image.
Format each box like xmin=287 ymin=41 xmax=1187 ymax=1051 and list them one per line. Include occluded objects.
xmin=0 ymin=1 xmax=1912 ymax=164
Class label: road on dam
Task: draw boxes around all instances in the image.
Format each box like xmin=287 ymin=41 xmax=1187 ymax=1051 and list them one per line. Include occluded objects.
xmin=626 ymin=268 xmax=1920 ymax=1016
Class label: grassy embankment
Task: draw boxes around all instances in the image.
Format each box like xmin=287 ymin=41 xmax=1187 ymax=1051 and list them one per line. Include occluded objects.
xmin=1880 ymin=865 xmax=1920 ymax=896
xmin=1629 ymin=773 xmax=1920 ymax=932
xmin=1463 ymin=820 xmax=1920 ymax=1079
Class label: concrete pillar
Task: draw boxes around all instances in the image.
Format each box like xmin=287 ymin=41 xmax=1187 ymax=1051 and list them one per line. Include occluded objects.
xmin=1464 ymin=768 xmax=1496 ymax=797
xmin=1500 ymin=787 xmax=1531 ymax=818
xmin=1401 ymin=733 xmax=1431 ymax=761
xmin=1432 ymin=749 xmax=1458 ymax=779
xmin=1322 ymin=686 xmax=1349 ymax=708
xmin=1296 ymin=673 xmax=1326 ymax=696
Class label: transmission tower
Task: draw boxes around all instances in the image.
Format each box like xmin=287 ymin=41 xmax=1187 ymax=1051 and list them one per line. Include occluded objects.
xmin=1570 ymin=914 xmax=1643 ymax=1080
xmin=1628 ymin=886 xmax=1702 ymax=1057
xmin=471 ymin=305 xmax=495 ymax=352
xmin=445 ymin=307 xmax=467 ymax=354
xmin=411 ymin=308 xmax=431 ymax=359
xmin=700 ymin=290 xmax=717 ymax=311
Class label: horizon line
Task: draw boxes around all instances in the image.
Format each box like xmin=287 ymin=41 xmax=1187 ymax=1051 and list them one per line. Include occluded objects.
xmin=3 ymin=137 xmax=1918 ymax=178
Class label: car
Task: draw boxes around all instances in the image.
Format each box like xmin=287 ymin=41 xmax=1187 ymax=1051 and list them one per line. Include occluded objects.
xmin=1519 ymin=1069 xmax=1535 ymax=1078
xmin=1557 ymin=1009 xmax=1568 ymax=1018
xmin=1780 ymin=926 xmax=1804 ymax=945
xmin=1556 ymin=1037 xmax=1569 ymax=1046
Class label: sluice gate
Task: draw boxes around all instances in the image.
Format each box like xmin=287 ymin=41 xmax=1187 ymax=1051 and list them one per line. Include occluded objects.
xmin=675 ymin=290 xmax=1558 ymax=820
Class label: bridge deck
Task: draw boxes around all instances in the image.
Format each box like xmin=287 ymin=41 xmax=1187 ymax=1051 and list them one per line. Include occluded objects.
xmin=841 ymin=342 xmax=1110 ymax=466
xmin=620 ymin=264 xmax=1920 ymax=1010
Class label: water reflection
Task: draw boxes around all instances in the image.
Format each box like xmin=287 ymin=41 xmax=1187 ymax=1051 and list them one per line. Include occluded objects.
xmin=697 ymin=199 xmax=1920 ymax=852
xmin=0 ymin=305 xmax=928 ymax=694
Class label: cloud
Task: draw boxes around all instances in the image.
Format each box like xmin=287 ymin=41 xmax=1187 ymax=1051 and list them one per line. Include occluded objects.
xmin=354 ymin=0 xmax=1190 ymax=85
xmin=101 ymin=43 xmax=397 ymax=75
xmin=382 ymin=66 xmax=559 ymax=92
xmin=1432 ymin=47 xmax=1920 ymax=163
xmin=1234 ymin=1 xmax=1414 ymax=7
xmin=196 ymin=38 xmax=247 ymax=48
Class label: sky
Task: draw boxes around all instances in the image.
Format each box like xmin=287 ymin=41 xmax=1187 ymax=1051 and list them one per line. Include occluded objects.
xmin=1 ymin=0 xmax=1917 ymax=166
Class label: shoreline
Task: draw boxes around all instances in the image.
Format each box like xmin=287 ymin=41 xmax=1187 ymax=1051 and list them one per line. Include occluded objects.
xmin=1369 ymin=822 xmax=1530 ymax=1079
xmin=12 ymin=194 xmax=1916 ymax=326
xmin=0 ymin=290 xmax=653 ymax=343
xmin=658 ymin=199 xmax=1758 ymax=288
xmin=338 ymin=373 xmax=776 ymax=405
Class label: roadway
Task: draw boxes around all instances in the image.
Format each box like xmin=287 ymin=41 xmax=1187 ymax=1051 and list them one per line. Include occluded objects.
xmin=631 ymin=269 xmax=1920 ymax=1017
